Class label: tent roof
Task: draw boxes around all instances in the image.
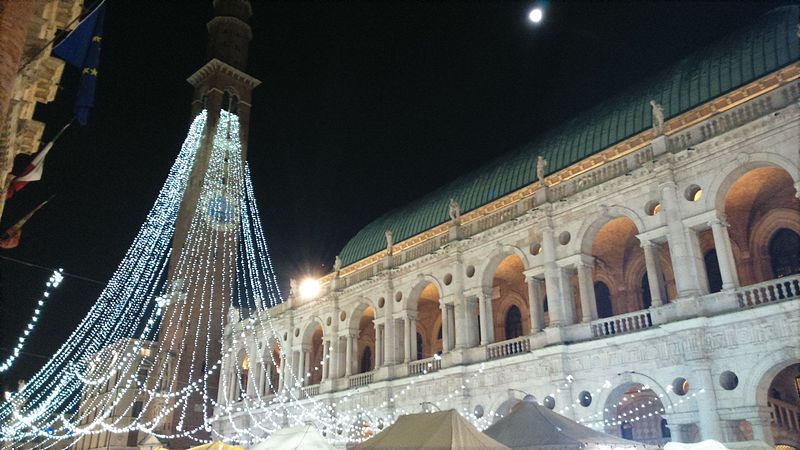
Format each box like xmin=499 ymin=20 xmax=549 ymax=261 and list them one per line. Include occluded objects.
xmin=251 ymin=425 xmax=335 ymax=450
xmin=483 ymin=400 xmax=652 ymax=449
xmin=355 ymin=409 xmax=509 ymax=450
xmin=186 ymin=441 xmax=244 ymax=450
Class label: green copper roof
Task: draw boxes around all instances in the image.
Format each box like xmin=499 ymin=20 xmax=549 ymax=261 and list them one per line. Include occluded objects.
xmin=339 ymin=6 xmax=800 ymax=267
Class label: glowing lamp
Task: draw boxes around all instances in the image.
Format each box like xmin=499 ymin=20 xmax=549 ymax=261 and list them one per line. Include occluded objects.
xmin=299 ymin=278 xmax=321 ymax=299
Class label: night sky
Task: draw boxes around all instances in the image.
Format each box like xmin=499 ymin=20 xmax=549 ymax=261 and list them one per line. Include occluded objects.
xmin=0 ymin=1 xmax=791 ymax=387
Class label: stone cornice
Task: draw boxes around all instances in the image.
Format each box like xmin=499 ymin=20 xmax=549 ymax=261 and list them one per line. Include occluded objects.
xmin=319 ymin=63 xmax=800 ymax=293
xmin=187 ymin=58 xmax=261 ymax=89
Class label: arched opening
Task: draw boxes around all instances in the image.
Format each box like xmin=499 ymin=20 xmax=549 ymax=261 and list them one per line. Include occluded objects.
xmin=238 ymin=354 xmax=249 ymax=400
xmin=360 ymin=347 xmax=372 ymax=373
xmin=723 ymin=166 xmax=800 ymax=285
xmin=221 ymin=89 xmax=239 ymax=114
xmin=765 ymin=363 xmax=800 ymax=448
xmin=491 ymin=255 xmax=531 ymax=340
xmin=356 ymin=306 xmax=376 ymax=373
xmin=594 ymin=282 xmax=613 ymax=318
xmin=604 ymin=383 xmax=669 ymax=446
xmin=703 ymin=249 xmax=723 ymax=294
xmin=769 ymin=229 xmax=800 ymax=278
xmin=641 ymin=274 xmax=652 ymax=309
xmin=415 ymin=283 xmax=442 ymax=359
xmin=590 ymin=216 xmax=661 ymax=316
xmin=308 ymin=325 xmax=324 ymax=386
xmin=504 ymin=305 xmax=523 ymax=339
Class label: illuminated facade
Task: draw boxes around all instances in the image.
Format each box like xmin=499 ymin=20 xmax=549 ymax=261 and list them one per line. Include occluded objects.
xmin=213 ymin=7 xmax=800 ymax=448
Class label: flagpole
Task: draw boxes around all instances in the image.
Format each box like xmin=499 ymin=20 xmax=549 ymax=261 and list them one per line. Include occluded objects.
xmin=16 ymin=0 xmax=107 ymax=75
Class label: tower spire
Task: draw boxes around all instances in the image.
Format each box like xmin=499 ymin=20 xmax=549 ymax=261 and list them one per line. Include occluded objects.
xmin=206 ymin=0 xmax=253 ymax=70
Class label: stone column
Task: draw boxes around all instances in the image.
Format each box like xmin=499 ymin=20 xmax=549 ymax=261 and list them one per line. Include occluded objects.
xmin=295 ymin=348 xmax=306 ymax=385
xmin=218 ymin=356 xmax=229 ymax=403
xmin=440 ymin=301 xmax=450 ymax=353
xmin=709 ymin=218 xmax=740 ymax=289
xmin=278 ymin=353 xmax=287 ymax=392
xmin=383 ymin=285 xmax=398 ymax=365
xmin=557 ymin=266 xmax=576 ymax=324
xmin=542 ymin=225 xmax=566 ymax=326
xmin=345 ymin=334 xmax=354 ymax=377
xmin=641 ymin=241 xmax=667 ymax=305
xmin=576 ymin=259 xmax=597 ymax=322
xmin=660 ymin=181 xmax=704 ymax=297
xmin=447 ymin=304 xmax=456 ymax=350
xmin=375 ymin=323 xmax=384 ymax=367
xmin=408 ymin=313 xmax=418 ymax=360
xmin=457 ymin=296 xmax=480 ymax=348
xmin=478 ymin=294 xmax=495 ymax=345
xmin=321 ymin=340 xmax=330 ymax=380
xmin=693 ymin=368 xmax=724 ymax=441
xmin=526 ymin=277 xmax=544 ymax=333
xmin=303 ymin=348 xmax=312 ymax=384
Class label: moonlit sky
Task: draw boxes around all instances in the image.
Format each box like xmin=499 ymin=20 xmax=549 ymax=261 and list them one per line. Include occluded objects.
xmin=0 ymin=1 xmax=791 ymax=387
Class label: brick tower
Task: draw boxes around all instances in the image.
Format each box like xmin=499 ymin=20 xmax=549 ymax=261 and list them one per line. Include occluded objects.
xmin=157 ymin=0 xmax=259 ymax=447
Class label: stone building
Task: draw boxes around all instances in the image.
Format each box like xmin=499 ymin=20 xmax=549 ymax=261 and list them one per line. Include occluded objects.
xmin=212 ymin=6 xmax=800 ymax=448
xmin=0 ymin=0 xmax=83 ymax=222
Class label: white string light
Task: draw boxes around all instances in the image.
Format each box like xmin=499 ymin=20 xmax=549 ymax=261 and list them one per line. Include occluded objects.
xmin=0 ymin=269 xmax=64 ymax=373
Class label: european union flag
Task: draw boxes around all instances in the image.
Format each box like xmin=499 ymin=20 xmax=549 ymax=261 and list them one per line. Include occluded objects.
xmin=53 ymin=3 xmax=106 ymax=126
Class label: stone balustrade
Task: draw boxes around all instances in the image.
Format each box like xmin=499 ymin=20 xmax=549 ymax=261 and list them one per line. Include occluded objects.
xmin=300 ymin=384 xmax=319 ymax=398
xmin=408 ymin=356 xmax=441 ymax=375
xmin=590 ymin=309 xmax=653 ymax=337
xmin=736 ymin=274 xmax=800 ymax=309
xmin=769 ymin=397 xmax=800 ymax=436
xmin=348 ymin=372 xmax=374 ymax=389
xmin=486 ymin=335 xmax=531 ymax=360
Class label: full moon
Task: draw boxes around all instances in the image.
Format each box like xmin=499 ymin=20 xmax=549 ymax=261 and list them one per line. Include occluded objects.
xmin=528 ymin=7 xmax=543 ymax=23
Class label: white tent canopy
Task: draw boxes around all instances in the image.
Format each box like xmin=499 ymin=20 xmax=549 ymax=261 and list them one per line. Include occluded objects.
xmin=250 ymin=425 xmax=334 ymax=450
xmin=355 ymin=409 xmax=509 ymax=449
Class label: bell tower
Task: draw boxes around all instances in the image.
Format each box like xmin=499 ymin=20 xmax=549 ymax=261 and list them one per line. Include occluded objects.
xmin=157 ymin=0 xmax=259 ymax=446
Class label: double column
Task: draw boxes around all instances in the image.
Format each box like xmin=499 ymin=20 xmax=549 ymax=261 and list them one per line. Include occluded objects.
xmin=439 ymin=299 xmax=454 ymax=353
xmin=575 ymin=256 xmax=597 ymax=323
xmin=524 ymin=273 xmax=545 ymax=333
xmin=344 ymin=332 xmax=356 ymax=377
xmin=660 ymin=181 xmax=705 ymax=297
xmin=403 ymin=312 xmax=418 ymax=362
xmin=640 ymin=239 xmax=668 ymax=305
xmin=541 ymin=224 xmax=576 ymax=326
xmin=478 ymin=290 xmax=495 ymax=346
xmin=708 ymin=216 xmax=739 ymax=290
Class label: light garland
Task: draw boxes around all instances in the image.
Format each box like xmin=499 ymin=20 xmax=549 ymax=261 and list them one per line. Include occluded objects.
xmin=0 ymin=269 xmax=63 ymax=373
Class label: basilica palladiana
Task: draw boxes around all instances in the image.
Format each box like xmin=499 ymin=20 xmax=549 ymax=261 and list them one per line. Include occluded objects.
xmin=211 ymin=5 xmax=800 ymax=449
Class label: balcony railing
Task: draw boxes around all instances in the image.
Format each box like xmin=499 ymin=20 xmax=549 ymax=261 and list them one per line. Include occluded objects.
xmin=349 ymin=372 xmax=374 ymax=389
xmin=486 ymin=335 xmax=531 ymax=360
xmin=409 ymin=356 xmax=441 ymax=375
xmin=736 ymin=275 xmax=800 ymax=309
xmin=590 ymin=310 xmax=653 ymax=337
xmin=300 ymin=384 xmax=319 ymax=398
xmin=769 ymin=397 xmax=800 ymax=435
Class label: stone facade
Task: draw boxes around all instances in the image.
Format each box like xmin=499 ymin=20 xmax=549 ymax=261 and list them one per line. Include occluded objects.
xmin=212 ymin=64 xmax=800 ymax=447
xmin=0 ymin=0 xmax=83 ymax=222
